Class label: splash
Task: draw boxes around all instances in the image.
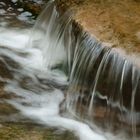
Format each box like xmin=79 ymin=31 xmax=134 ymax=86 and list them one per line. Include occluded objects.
xmin=0 ymin=28 xmax=107 ymax=140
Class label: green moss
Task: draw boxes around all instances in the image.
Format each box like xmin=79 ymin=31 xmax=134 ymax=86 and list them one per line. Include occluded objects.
xmin=0 ymin=123 xmax=78 ymax=140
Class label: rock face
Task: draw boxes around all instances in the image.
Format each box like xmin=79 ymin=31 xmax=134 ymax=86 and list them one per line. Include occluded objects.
xmin=55 ymin=0 xmax=140 ymax=135
xmin=0 ymin=123 xmax=78 ymax=140
xmin=56 ymin=0 xmax=140 ymax=54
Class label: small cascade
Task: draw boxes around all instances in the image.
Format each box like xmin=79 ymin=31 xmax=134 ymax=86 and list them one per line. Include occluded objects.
xmin=67 ymin=23 xmax=140 ymax=137
xmin=0 ymin=1 xmax=139 ymax=140
xmin=28 ymin=1 xmax=140 ymax=137
xmin=28 ymin=1 xmax=73 ymax=73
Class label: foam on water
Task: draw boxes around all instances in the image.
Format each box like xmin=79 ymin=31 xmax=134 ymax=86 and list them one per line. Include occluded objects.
xmin=0 ymin=25 xmax=138 ymax=140
xmin=0 ymin=1 xmax=139 ymax=140
xmin=0 ymin=28 xmax=30 ymax=49
xmin=5 ymin=82 xmax=106 ymax=140
xmin=0 ymin=27 xmax=108 ymax=140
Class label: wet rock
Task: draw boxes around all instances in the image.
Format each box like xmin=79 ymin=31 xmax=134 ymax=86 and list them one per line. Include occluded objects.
xmin=0 ymin=54 xmax=22 ymax=79
xmin=0 ymin=103 xmax=18 ymax=115
xmin=0 ymin=59 xmax=12 ymax=79
xmin=0 ymin=123 xmax=78 ymax=140
xmin=0 ymin=0 xmax=48 ymax=26
xmin=56 ymin=0 xmax=140 ymax=55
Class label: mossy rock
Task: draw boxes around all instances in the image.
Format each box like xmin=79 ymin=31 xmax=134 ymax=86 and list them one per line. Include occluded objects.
xmin=0 ymin=123 xmax=78 ymax=140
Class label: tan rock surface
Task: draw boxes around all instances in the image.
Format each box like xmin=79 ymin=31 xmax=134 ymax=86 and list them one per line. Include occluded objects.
xmin=56 ymin=0 xmax=140 ymax=55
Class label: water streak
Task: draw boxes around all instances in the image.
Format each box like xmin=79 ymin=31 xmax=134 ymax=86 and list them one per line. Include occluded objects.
xmin=0 ymin=1 xmax=139 ymax=140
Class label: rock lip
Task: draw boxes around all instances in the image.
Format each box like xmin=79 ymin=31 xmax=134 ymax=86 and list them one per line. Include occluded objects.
xmin=56 ymin=0 xmax=140 ymax=68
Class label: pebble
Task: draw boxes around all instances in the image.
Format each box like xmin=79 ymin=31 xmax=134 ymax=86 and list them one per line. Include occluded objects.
xmin=17 ymin=8 xmax=24 ymax=12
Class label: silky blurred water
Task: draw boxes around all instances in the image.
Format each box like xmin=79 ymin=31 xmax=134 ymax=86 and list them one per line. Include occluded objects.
xmin=0 ymin=1 xmax=139 ymax=140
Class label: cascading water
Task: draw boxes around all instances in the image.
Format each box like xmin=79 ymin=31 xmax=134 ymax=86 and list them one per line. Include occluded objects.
xmin=0 ymin=1 xmax=140 ymax=140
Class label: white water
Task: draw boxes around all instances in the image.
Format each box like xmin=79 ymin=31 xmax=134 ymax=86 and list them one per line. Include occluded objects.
xmin=0 ymin=2 xmax=139 ymax=140
xmin=0 ymin=27 xmax=109 ymax=140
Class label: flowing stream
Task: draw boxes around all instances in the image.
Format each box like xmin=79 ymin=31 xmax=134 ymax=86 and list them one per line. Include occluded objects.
xmin=0 ymin=1 xmax=139 ymax=140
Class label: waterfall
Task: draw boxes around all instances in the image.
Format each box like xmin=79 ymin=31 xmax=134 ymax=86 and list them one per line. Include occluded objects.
xmin=0 ymin=1 xmax=140 ymax=140
xmin=28 ymin=1 xmax=140 ymax=136
xmin=28 ymin=1 xmax=73 ymax=73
